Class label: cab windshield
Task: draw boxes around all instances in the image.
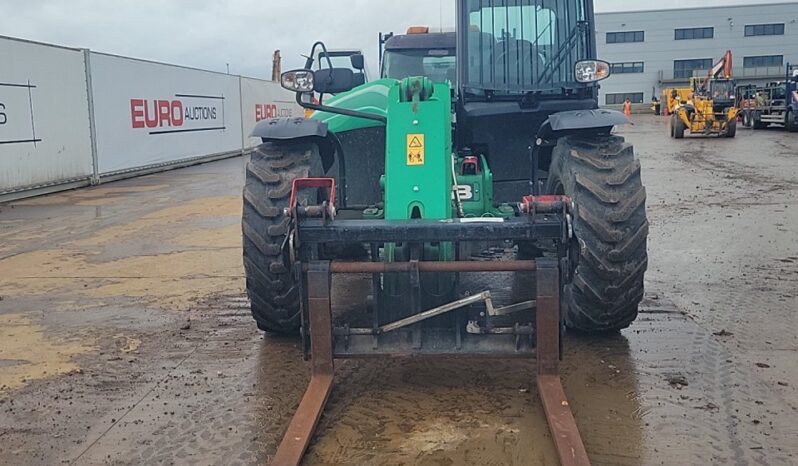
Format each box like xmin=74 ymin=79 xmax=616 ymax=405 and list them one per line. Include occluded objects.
xmin=709 ymin=80 xmax=734 ymax=101
xmin=464 ymin=0 xmax=588 ymax=94
xmin=382 ymin=49 xmax=457 ymax=83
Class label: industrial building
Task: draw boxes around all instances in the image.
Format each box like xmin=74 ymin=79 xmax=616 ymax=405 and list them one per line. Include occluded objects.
xmin=596 ymin=2 xmax=798 ymax=107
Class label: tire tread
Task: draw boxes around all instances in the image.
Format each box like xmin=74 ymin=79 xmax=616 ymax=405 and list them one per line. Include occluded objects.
xmin=547 ymin=135 xmax=648 ymax=332
xmin=242 ymin=141 xmax=316 ymax=333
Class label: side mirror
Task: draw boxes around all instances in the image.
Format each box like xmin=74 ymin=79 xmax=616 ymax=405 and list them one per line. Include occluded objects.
xmin=314 ymin=68 xmax=357 ymax=94
xmin=350 ymin=53 xmax=365 ymax=71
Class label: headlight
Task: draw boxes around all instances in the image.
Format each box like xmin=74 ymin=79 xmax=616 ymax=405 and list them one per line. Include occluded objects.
xmin=575 ymin=60 xmax=611 ymax=83
xmin=281 ymin=70 xmax=315 ymax=93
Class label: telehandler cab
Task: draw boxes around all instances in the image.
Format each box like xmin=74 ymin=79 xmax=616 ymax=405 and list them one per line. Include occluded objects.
xmin=244 ymin=1 xmax=648 ymax=464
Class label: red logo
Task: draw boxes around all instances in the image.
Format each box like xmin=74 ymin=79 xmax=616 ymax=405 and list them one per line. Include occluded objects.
xmin=130 ymin=99 xmax=184 ymax=128
xmin=255 ymin=103 xmax=293 ymax=121
xmin=255 ymin=104 xmax=278 ymax=122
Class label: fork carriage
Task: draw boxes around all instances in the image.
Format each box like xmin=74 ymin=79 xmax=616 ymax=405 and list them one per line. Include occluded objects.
xmin=269 ymin=194 xmax=590 ymax=466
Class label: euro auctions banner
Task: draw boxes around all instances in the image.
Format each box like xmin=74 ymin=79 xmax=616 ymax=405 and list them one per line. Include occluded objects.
xmin=90 ymin=52 xmax=243 ymax=174
xmin=240 ymin=77 xmax=302 ymax=148
xmin=128 ymin=97 xmax=225 ymax=134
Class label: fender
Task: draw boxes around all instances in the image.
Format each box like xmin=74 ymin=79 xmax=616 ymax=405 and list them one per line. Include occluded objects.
xmin=251 ymin=117 xmax=336 ymax=173
xmin=251 ymin=117 xmax=328 ymax=141
xmin=536 ymin=109 xmax=629 ymax=139
xmin=531 ymin=109 xmax=629 ymax=195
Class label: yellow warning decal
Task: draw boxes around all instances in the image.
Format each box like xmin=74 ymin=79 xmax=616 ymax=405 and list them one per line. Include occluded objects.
xmin=406 ymin=134 xmax=425 ymax=166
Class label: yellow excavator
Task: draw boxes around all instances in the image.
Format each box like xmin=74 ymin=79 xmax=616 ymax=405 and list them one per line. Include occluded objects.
xmin=670 ymin=50 xmax=738 ymax=138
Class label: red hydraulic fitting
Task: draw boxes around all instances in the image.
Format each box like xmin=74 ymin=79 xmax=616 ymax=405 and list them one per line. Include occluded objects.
xmin=519 ymin=195 xmax=572 ymax=215
xmin=461 ymin=156 xmax=480 ymax=175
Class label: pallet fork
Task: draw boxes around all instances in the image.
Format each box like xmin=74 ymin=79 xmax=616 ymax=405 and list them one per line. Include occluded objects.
xmin=270 ymin=195 xmax=590 ymax=466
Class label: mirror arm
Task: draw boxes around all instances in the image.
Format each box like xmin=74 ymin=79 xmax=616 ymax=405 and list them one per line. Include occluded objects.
xmin=307 ymin=41 xmax=335 ymax=71
xmin=304 ymin=41 xmax=334 ymax=70
xmin=295 ymin=92 xmax=386 ymax=124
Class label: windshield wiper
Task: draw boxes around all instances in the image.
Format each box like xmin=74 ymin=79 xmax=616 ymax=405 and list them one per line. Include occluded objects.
xmin=536 ymin=21 xmax=589 ymax=84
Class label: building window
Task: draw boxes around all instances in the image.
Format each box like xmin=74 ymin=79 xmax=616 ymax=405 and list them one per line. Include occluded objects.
xmin=673 ymin=58 xmax=712 ymax=79
xmin=744 ymin=23 xmax=785 ymax=36
xmin=611 ymin=62 xmax=645 ymax=74
xmin=605 ymin=93 xmax=644 ymax=105
xmin=606 ymin=31 xmax=645 ymax=43
xmin=743 ymin=55 xmax=783 ymax=68
xmin=675 ymin=27 xmax=714 ymax=40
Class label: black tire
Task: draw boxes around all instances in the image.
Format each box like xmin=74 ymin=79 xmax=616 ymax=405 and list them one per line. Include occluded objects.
xmin=753 ymin=112 xmax=767 ymax=130
xmin=787 ymin=110 xmax=798 ymax=133
xmin=672 ymin=115 xmax=685 ymax=139
xmin=726 ymin=118 xmax=737 ymax=138
xmin=242 ymin=140 xmax=321 ymax=334
xmin=545 ymin=135 xmax=648 ymax=332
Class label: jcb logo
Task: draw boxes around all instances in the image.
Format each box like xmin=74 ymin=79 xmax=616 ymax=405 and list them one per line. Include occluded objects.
xmin=453 ymin=185 xmax=473 ymax=201
xmin=0 ymin=103 xmax=7 ymax=125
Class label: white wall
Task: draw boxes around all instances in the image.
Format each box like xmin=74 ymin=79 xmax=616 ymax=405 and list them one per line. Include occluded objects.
xmin=0 ymin=37 xmax=94 ymax=195
xmin=90 ymin=53 xmax=244 ymax=175
xmin=0 ymin=34 xmax=301 ymax=201
xmin=240 ymin=76 xmax=302 ymax=148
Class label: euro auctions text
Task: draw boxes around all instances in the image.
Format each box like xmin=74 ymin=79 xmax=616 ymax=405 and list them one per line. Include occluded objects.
xmin=130 ymin=98 xmax=221 ymax=130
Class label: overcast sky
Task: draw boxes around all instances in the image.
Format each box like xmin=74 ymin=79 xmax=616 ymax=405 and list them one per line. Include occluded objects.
xmin=2 ymin=0 xmax=794 ymax=78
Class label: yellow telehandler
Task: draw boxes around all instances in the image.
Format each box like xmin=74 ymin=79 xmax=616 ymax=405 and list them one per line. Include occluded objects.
xmin=670 ymin=50 xmax=738 ymax=138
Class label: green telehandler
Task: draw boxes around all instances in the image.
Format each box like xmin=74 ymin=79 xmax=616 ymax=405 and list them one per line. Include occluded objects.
xmin=243 ymin=1 xmax=648 ymax=464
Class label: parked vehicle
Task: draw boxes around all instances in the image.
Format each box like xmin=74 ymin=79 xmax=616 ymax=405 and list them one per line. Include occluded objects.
xmin=738 ymin=64 xmax=798 ymax=132
xmin=670 ymin=50 xmax=738 ymax=138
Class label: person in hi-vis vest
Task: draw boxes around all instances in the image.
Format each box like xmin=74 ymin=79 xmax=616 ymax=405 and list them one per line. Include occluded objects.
xmin=623 ymin=98 xmax=632 ymax=117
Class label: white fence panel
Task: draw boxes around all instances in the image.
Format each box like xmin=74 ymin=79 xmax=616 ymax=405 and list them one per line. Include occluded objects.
xmin=90 ymin=53 xmax=243 ymax=175
xmin=239 ymin=77 xmax=302 ymax=148
xmin=0 ymin=37 xmax=94 ymax=195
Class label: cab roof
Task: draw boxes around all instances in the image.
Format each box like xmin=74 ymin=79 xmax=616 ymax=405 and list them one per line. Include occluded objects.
xmin=384 ymin=32 xmax=456 ymax=51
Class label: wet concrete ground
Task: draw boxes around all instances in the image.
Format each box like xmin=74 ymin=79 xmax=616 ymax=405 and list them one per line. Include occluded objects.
xmin=1 ymin=115 xmax=797 ymax=465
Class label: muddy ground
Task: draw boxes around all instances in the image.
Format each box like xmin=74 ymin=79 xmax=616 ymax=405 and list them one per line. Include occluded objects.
xmin=1 ymin=115 xmax=796 ymax=465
